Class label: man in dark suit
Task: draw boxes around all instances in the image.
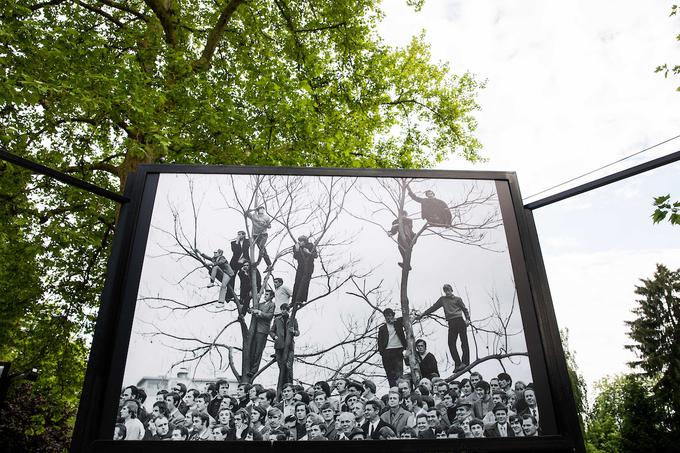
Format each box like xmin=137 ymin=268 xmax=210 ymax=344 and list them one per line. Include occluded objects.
xmin=269 ymin=303 xmax=299 ymax=390
xmin=483 ymin=403 xmax=514 ymax=438
xmin=229 ymin=231 xmax=250 ymax=297
xmin=238 ymin=261 xmax=261 ymax=314
xmin=361 ymin=400 xmax=394 ymax=440
xmin=245 ymin=289 xmax=275 ymax=378
xmin=517 ymin=387 xmax=540 ymax=425
xmin=377 ymin=308 xmax=407 ymax=387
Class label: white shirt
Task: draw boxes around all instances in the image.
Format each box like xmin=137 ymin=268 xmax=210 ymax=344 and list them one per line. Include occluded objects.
xmin=386 ymin=323 xmax=403 ymax=349
xmin=368 ymin=420 xmax=380 ymax=437
xmin=498 ymin=423 xmax=508 ymax=437
xmin=530 ymin=406 xmax=539 ymax=422
xmin=274 ymin=285 xmax=293 ymax=314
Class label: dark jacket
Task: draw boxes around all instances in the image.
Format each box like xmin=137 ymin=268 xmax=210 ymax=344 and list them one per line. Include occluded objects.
xmin=407 ymin=188 xmax=452 ymax=225
xmin=249 ymin=299 xmax=275 ymax=334
xmin=238 ymin=267 xmax=262 ymax=296
xmin=377 ymin=317 xmax=407 ymax=355
xmin=361 ymin=419 xmax=395 ymax=440
xmin=230 ymin=238 xmax=250 ymax=269
xmin=269 ymin=315 xmax=299 ymax=349
xmin=418 ymin=429 xmax=436 ymax=439
xmin=236 ymin=427 xmax=263 ymax=440
xmin=484 ymin=423 xmax=515 ymax=438
xmin=404 ymin=351 xmax=439 ymax=378
xmin=325 ymin=422 xmax=338 ymax=441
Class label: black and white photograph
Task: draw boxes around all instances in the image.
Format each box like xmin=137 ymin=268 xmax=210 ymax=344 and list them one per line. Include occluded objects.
xmin=115 ymin=171 xmax=542 ymax=442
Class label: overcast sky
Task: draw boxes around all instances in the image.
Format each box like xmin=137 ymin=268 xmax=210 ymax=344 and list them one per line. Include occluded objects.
xmin=378 ymin=0 xmax=680 ymax=400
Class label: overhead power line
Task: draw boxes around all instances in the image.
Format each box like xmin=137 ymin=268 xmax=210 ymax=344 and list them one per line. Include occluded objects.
xmin=523 ymin=133 xmax=680 ymax=201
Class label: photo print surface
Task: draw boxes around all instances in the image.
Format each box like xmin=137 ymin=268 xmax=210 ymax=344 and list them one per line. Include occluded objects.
xmin=116 ymin=172 xmax=542 ymax=441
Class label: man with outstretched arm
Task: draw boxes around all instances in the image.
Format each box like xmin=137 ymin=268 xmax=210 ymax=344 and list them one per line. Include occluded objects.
xmin=406 ymin=184 xmax=452 ymax=226
xmin=415 ymin=284 xmax=471 ymax=371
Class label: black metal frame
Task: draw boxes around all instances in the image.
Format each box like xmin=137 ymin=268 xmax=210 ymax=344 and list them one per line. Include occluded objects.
xmin=0 ymin=362 xmax=10 ymax=405
xmin=0 ymin=149 xmax=129 ymax=204
xmin=523 ymin=148 xmax=680 ymax=209
xmin=70 ymin=164 xmax=585 ymax=453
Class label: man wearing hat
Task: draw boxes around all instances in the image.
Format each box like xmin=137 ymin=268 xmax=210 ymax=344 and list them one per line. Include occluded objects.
xmin=361 ymin=380 xmax=380 ymax=406
xmin=449 ymin=401 xmax=472 ymax=431
xmin=292 ymin=235 xmax=317 ymax=304
xmin=377 ymin=308 xmax=407 ymax=387
xmin=483 ymin=403 xmax=514 ymax=438
xmin=406 ymin=184 xmax=452 ymax=226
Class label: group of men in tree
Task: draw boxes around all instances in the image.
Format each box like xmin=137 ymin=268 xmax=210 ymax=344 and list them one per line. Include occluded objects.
xmin=115 ymin=186 xmax=542 ymax=442
xmin=194 ymin=205 xmax=317 ymax=382
xmin=114 ymin=370 xmax=540 ymax=441
xmin=378 ymin=284 xmax=472 ymax=389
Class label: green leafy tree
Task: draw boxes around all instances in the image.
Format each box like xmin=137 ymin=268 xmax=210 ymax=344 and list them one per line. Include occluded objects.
xmin=561 ymin=329 xmax=588 ymax=430
xmin=625 ymin=264 xmax=680 ymax=443
xmin=652 ymin=194 xmax=680 ymax=226
xmin=0 ymin=0 xmax=484 ymax=449
xmin=652 ymin=6 xmax=679 ymax=224
xmin=655 ymin=4 xmax=679 ymax=91
xmin=585 ymin=374 xmax=668 ymax=453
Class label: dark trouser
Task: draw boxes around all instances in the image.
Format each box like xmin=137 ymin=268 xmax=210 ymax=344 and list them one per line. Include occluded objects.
xmin=228 ymin=262 xmax=243 ymax=300
xmin=253 ymin=233 xmax=271 ymax=267
xmin=275 ymin=346 xmax=294 ymax=390
xmin=382 ymin=348 xmax=404 ymax=387
xmin=247 ymin=332 xmax=268 ymax=377
xmin=448 ymin=317 xmax=469 ymax=367
xmin=397 ymin=232 xmax=414 ymax=258
xmin=292 ymin=265 xmax=314 ymax=303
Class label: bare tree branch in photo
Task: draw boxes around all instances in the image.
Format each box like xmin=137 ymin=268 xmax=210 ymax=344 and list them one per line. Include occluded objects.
xmin=350 ymin=177 xmax=505 ymax=384
xmin=139 ymin=174 xmax=368 ymax=391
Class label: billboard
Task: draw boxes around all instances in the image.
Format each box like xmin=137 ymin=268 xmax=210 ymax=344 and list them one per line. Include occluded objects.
xmin=71 ymin=166 xmax=583 ymax=452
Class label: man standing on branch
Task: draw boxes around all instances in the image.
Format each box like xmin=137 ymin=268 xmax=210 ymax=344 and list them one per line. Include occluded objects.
xmin=273 ymin=277 xmax=292 ymax=315
xmin=269 ymin=303 xmax=299 ymax=388
xmin=292 ymin=235 xmax=317 ymax=305
xmin=407 ymin=184 xmax=452 ymax=226
xmin=238 ymin=261 xmax=261 ymax=315
xmin=196 ymin=248 xmax=234 ymax=305
xmin=388 ymin=209 xmax=414 ymax=270
xmin=229 ymin=231 xmax=250 ymax=296
xmin=377 ymin=308 xmax=407 ymax=387
xmin=415 ymin=284 xmax=471 ymax=372
xmin=246 ymin=206 xmax=273 ymax=270
xmin=246 ymin=289 xmax=276 ymax=379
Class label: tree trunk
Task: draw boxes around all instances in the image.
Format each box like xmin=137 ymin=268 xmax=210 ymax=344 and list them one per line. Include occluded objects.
xmin=398 ymin=180 xmax=421 ymax=384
